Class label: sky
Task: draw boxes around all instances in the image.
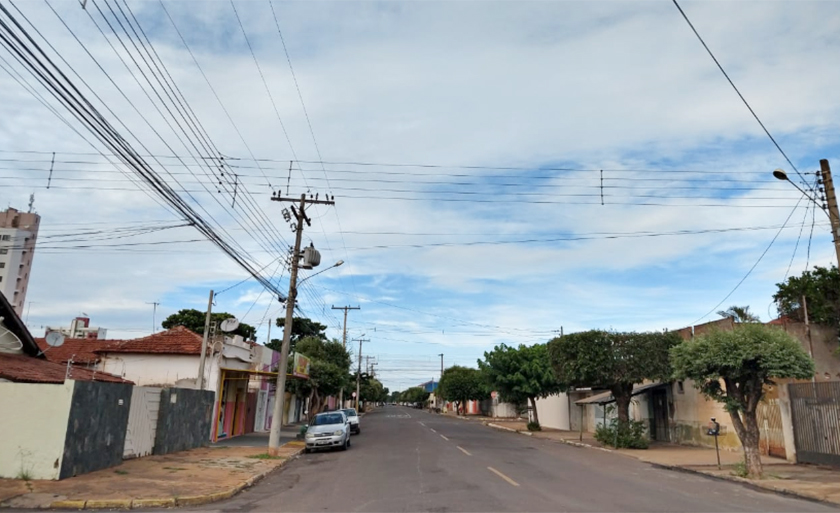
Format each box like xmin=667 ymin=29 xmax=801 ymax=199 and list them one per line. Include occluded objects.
xmin=0 ymin=0 xmax=838 ymax=392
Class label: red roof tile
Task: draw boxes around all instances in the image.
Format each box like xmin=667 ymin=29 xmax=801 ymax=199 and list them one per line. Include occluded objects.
xmin=98 ymin=326 xmax=202 ymax=355
xmin=34 ymin=337 xmax=121 ymax=365
xmin=0 ymin=353 xmax=132 ymax=384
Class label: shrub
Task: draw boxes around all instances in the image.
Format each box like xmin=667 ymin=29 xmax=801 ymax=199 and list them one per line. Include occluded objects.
xmin=526 ymin=421 xmax=541 ymax=431
xmin=594 ymin=419 xmax=649 ymax=449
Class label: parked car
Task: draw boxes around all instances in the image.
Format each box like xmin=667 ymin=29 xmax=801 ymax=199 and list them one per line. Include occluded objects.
xmin=341 ymin=408 xmax=361 ymax=434
xmin=304 ymin=411 xmax=351 ymax=453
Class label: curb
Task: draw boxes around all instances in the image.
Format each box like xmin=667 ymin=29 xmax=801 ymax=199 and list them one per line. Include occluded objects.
xmin=46 ymin=446 xmax=305 ymax=510
xmin=486 ymin=423 xmax=533 ymax=437
xmin=648 ymin=463 xmax=840 ymax=508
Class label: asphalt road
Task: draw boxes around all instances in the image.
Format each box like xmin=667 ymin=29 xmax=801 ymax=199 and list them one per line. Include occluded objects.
xmin=195 ymin=406 xmax=838 ymax=513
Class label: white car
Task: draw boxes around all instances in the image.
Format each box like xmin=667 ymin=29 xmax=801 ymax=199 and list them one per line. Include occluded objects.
xmin=304 ymin=411 xmax=351 ymax=453
xmin=342 ymin=408 xmax=361 ymax=434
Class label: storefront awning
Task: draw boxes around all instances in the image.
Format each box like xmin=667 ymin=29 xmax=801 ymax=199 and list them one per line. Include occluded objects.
xmin=575 ymin=382 xmax=666 ymax=406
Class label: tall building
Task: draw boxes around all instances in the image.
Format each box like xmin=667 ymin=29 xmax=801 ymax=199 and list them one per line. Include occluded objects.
xmin=0 ymin=207 xmax=40 ymax=316
xmin=45 ymin=316 xmax=108 ymax=340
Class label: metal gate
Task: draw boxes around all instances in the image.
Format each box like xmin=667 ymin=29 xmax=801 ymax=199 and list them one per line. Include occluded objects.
xmin=789 ymin=382 xmax=840 ymax=467
xmin=123 ymin=386 xmax=161 ymax=459
xmin=757 ymin=398 xmax=786 ymax=458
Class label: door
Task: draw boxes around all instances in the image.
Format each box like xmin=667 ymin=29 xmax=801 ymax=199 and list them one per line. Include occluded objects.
xmin=244 ymin=392 xmax=257 ymax=434
xmin=651 ymin=389 xmax=670 ymax=442
xmin=123 ymin=387 xmax=162 ymax=459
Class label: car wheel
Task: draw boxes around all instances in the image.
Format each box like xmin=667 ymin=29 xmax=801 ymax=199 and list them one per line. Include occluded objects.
xmin=356 ymin=427 xmax=361 ymax=434
xmin=304 ymin=448 xmax=310 ymax=454
xmin=341 ymin=437 xmax=348 ymax=451
xmin=347 ymin=436 xmax=351 ymax=448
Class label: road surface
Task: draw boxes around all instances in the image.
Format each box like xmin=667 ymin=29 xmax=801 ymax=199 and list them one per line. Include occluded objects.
xmin=192 ymin=406 xmax=837 ymax=512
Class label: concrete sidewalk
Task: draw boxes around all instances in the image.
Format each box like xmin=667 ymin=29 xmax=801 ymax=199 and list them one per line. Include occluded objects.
xmin=0 ymin=442 xmax=304 ymax=509
xmin=485 ymin=422 xmax=840 ymax=507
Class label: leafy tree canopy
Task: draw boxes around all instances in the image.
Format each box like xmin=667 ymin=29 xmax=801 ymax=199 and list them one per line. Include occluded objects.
xmin=438 ymin=365 xmax=487 ymax=414
xmin=266 ymin=317 xmax=328 ymax=353
xmin=548 ymin=330 xmax=681 ymax=423
xmin=774 ymin=265 xmax=840 ymax=326
xmin=400 ymin=387 xmax=430 ymax=404
xmin=285 ymin=336 xmax=351 ymax=420
xmin=717 ymin=305 xmax=760 ymax=323
xmin=670 ymin=324 xmax=814 ymax=477
xmin=478 ymin=343 xmax=563 ymax=425
xmin=161 ymin=308 xmax=256 ymax=340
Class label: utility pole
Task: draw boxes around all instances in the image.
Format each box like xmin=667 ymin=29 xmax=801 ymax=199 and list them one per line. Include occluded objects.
xmin=819 ymin=160 xmax=840 ymax=267
xmin=146 ymin=301 xmax=160 ymax=333
xmin=355 ymin=337 xmax=369 ymax=411
xmin=332 ymin=305 xmax=359 ymax=406
xmin=268 ymin=193 xmax=334 ymax=455
xmin=197 ymin=291 xmax=213 ymax=390
xmin=438 ymin=353 xmax=443 ymax=410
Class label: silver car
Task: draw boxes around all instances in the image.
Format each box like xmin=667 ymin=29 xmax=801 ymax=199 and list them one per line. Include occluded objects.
xmin=304 ymin=411 xmax=351 ymax=453
xmin=341 ymin=408 xmax=361 ymax=434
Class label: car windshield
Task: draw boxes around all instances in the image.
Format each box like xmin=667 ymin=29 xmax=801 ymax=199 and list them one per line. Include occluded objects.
xmin=342 ymin=409 xmax=357 ymax=417
xmin=311 ymin=413 xmax=344 ymax=426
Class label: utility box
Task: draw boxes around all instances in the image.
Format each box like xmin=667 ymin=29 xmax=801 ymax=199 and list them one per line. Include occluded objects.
xmin=301 ymin=246 xmax=321 ymax=269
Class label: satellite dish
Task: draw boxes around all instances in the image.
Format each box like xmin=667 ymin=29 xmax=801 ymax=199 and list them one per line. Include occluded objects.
xmin=45 ymin=331 xmax=65 ymax=347
xmin=220 ymin=318 xmax=240 ymax=333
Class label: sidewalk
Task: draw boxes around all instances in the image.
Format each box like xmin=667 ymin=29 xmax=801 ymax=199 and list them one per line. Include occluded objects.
xmin=0 ymin=442 xmax=304 ymax=509
xmin=485 ymin=422 xmax=840 ymax=506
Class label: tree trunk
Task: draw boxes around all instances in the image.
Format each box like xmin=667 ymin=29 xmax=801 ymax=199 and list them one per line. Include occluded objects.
xmin=612 ymin=383 xmax=633 ymax=424
xmin=455 ymin=401 xmax=461 ymax=416
xmin=741 ymin=411 xmax=763 ymax=478
xmin=529 ymin=396 xmax=539 ymax=425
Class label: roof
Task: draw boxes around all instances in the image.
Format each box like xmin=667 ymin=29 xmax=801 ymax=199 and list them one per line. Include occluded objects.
xmin=97 ymin=326 xmax=203 ymax=355
xmin=575 ymin=382 xmax=666 ymax=405
xmin=0 ymin=353 xmax=132 ymax=384
xmin=419 ymin=380 xmax=438 ymax=392
xmin=0 ymin=291 xmax=39 ymax=356
xmin=34 ymin=337 xmax=119 ymax=365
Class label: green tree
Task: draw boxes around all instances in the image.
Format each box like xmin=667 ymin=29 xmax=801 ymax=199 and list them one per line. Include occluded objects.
xmin=670 ymin=324 xmax=814 ymax=478
xmin=478 ymin=343 xmax=563 ymax=426
xmin=161 ymin=308 xmax=256 ymax=340
xmin=400 ymin=387 xmax=430 ymax=405
xmin=359 ymin=374 xmax=387 ymax=406
xmin=717 ymin=305 xmax=760 ymax=323
xmin=286 ymin=336 xmax=351 ymax=422
xmin=438 ymin=366 xmax=487 ymax=415
xmin=266 ymin=317 xmax=328 ymax=353
xmin=774 ymin=265 xmax=840 ymax=326
xmin=548 ymin=330 xmax=681 ymax=424
xmin=389 ymin=390 xmax=402 ymax=403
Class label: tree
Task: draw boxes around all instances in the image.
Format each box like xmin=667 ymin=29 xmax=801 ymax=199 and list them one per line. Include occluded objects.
xmin=359 ymin=374 xmax=387 ymax=405
xmin=671 ymin=324 xmax=814 ymax=478
xmin=161 ymin=308 xmax=256 ymax=340
xmin=774 ymin=265 xmax=840 ymax=326
xmin=717 ymin=305 xmax=760 ymax=323
xmin=399 ymin=387 xmax=430 ymax=405
xmin=438 ymin=366 xmax=486 ymax=415
xmin=548 ymin=330 xmax=681 ymax=424
xmin=388 ymin=390 xmax=401 ymax=403
xmin=286 ymin=336 xmax=351 ymax=422
xmin=478 ymin=343 xmax=563 ymax=426
xmin=266 ymin=317 xmax=328 ymax=353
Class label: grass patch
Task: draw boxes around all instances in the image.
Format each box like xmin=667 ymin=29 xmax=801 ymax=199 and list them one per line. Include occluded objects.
xmin=114 ymin=469 xmax=129 ymax=475
xmin=16 ymin=469 xmax=33 ymax=481
xmin=163 ymin=466 xmax=188 ymax=471
xmin=730 ymin=461 xmax=749 ymax=478
xmin=246 ymin=453 xmax=284 ymax=460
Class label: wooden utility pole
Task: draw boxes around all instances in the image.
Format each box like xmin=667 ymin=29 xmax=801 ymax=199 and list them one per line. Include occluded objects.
xmin=332 ymin=305 xmax=359 ymax=408
xmin=355 ymin=337 xmax=369 ymax=411
xmin=819 ymin=160 xmax=840 ymax=267
xmin=268 ymin=193 xmax=334 ymax=455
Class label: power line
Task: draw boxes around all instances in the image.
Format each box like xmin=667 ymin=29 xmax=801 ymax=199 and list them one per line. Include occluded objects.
xmin=670 ymin=0 xmax=805 ymax=184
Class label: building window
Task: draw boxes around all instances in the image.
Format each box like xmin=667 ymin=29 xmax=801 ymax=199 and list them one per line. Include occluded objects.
xmin=0 ymin=235 xmax=9 ymax=241
xmin=677 ymin=381 xmax=685 ymax=394
xmin=0 ymin=262 xmax=4 ymax=268
xmin=0 ymin=249 xmax=6 ymax=254
xmin=0 ymin=276 xmax=3 ymax=282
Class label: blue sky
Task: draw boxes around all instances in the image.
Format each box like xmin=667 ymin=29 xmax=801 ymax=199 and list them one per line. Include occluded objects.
xmin=1 ymin=0 xmax=838 ymax=391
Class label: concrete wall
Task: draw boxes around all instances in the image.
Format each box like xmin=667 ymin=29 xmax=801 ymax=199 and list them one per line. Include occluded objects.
xmin=99 ymin=353 xmax=199 ymax=387
xmin=670 ymin=380 xmax=740 ymax=451
xmin=535 ymin=393 xmax=571 ymax=430
xmin=0 ymin=381 xmax=75 ymax=480
xmin=60 ymin=381 xmax=132 ymax=479
xmin=154 ymin=388 xmax=214 ymax=455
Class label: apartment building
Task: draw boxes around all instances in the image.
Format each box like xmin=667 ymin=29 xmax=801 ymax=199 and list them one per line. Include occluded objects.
xmin=0 ymin=207 xmax=40 ymax=316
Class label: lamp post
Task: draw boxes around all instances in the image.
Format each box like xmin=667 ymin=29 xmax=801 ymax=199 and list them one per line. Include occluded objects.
xmin=773 ymin=162 xmax=840 ymax=267
xmin=299 ymin=260 xmax=344 ymax=286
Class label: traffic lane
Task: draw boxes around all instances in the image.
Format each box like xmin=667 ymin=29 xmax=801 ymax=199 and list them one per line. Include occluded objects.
xmin=415 ymin=411 xmax=837 ymax=512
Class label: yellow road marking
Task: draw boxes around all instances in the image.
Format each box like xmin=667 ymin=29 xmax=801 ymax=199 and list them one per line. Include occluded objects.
xmin=457 ymin=446 xmax=471 ymax=456
xmin=440 ymin=434 xmax=449 ymax=441
xmin=488 ymin=467 xmax=520 ymax=487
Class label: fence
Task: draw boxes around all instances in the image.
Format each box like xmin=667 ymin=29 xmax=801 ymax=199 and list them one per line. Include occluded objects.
xmin=789 ymin=381 xmax=840 ymax=467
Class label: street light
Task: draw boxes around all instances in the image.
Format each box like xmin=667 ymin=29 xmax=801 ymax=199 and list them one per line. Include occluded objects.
xmin=773 ymin=169 xmax=826 ymax=213
xmin=298 ymin=260 xmax=344 ymax=286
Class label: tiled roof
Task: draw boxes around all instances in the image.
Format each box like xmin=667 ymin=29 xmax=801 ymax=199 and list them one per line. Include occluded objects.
xmin=0 ymin=353 xmax=132 ymax=384
xmin=98 ymin=326 xmax=203 ymax=355
xmin=34 ymin=337 xmax=120 ymax=365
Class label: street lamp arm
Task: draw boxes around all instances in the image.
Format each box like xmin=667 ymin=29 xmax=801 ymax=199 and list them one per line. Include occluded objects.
xmin=297 ymin=260 xmax=344 ymax=286
xmin=773 ymin=169 xmax=832 ymax=220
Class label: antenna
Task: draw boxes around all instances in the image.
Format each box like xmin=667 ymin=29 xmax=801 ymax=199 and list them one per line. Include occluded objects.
xmin=220 ymin=318 xmax=240 ymax=333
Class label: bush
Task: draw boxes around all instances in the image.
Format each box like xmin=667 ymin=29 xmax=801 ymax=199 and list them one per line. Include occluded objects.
xmin=594 ymin=419 xmax=649 ymax=449
xmin=526 ymin=421 xmax=541 ymax=431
